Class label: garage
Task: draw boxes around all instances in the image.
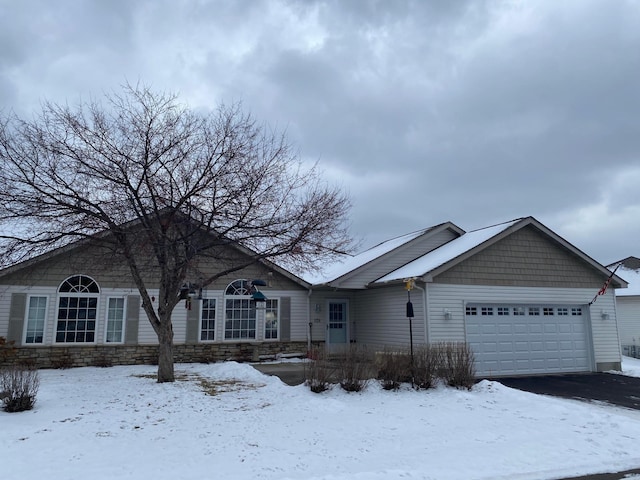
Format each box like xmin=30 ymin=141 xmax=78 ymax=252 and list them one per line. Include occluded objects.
xmin=465 ymin=303 xmax=592 ymax=377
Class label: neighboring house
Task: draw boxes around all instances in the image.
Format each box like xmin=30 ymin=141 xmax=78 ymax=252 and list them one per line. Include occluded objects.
xmin=0 ymin=215 xmax=627 ymax=377
xmin=608 ymin=257 xmax=640 ymax=358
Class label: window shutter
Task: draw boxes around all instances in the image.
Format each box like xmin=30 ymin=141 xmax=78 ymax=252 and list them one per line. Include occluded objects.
xmin=124 ymin=295 xmax=140 ymax=345
xmin=280 ymin=297 xmax=291 ymax=342
xmin=7 ymin=293 xmax=27 ymax=346
xmin=185 ymin=301 xmax=200 ymax=343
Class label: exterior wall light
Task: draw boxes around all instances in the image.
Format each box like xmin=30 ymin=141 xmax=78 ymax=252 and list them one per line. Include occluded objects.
xmin=444 ymin=309 xmax=452 ymax=320
xmin=250 ymin=279 xmax=268 ymax=304
xmin=600 ymin=310 xmax=610 ymax=320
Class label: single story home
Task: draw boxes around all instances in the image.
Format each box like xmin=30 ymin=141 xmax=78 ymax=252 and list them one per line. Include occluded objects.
xmin=0 ymin=216 xmax=626 ymax=377
xmin=608 ymin=257 xmax=640 ymax=358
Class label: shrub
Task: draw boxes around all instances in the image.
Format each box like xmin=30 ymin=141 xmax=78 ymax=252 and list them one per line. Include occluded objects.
xmin=413 ymin=345 xmax=441 ymax=390
xmin=337 ymin=344 xmax=373 ymax=392
xmin=1 ymin=365 xmax=40 ymax=412
xmin=376 ymin=347 xmax=411 ymax=391
xmin=304 ymin=347 xmax=334 ymax=393
xmin=0 ymin=337 xmax=17 ymax=364
xmin=439 ymin=342 xmax=476 ymax=390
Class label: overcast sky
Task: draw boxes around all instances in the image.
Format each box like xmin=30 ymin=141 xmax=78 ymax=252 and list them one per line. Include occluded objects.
xmin=1 ymin=0 xmax=639 ymax=265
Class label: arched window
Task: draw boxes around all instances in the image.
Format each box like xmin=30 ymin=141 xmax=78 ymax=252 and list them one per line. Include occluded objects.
xmin=59 ymin=275 xmax=100 ymax=293
xmin=56 ymin=275 xmax=99 ymax=343
xmin=224 ymin=279 xmax=256 ymax=340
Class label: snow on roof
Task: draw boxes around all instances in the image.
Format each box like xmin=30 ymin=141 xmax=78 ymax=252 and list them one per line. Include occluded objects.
xmin=616 ymin=266 xmax=640 ymax=296
xmin=375 ymin=219 xmax=520 ymax=284
xmin=304 ymin=227 xmax=435 ymax=285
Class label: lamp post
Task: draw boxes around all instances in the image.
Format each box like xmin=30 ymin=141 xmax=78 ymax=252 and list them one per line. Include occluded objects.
xmin=404 ymin=278 xmax=415 ymax=387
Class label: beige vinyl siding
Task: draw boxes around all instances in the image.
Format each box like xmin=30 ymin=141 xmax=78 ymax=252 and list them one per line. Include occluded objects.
xmin=426 ymin=283 xmax=621 ymax=368
xmin=0 ymin=286 xmax=57 ymax=344
xmin=333 ymin=229 xmax=459 ymax=289
xmin=135 ymin=289 xmax=310 ymax=345
xmin=616 ymin=296 xmax=640 ymax=346
xmin=308 ymin=291 xmax=359 ymax=342
xmin=353 ymin=287 xmax=426 ymax=350
xmin=1 ymin=285 xmax=146 ymax=346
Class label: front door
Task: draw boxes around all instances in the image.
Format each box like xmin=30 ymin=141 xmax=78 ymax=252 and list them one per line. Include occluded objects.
xmin=327 ymin=300 xmax=348 ymax=351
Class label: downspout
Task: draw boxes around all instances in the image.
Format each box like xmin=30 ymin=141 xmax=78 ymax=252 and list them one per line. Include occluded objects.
xmin=413 ymin=282 xmax=429 ymax=345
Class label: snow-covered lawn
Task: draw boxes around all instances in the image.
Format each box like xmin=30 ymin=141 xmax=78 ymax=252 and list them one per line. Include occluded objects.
xmin=3 ymin=358 xmax=640 ymax=480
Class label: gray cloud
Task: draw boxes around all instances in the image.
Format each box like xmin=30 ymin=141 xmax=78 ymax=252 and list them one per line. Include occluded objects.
xmin=1 ymin=0 xmax=639 ymax=264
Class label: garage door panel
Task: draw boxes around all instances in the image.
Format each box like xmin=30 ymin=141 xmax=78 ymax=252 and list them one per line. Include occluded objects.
xmin=558 ymin=324 xmax=573 ymax=334
xmin=498 ymin=324 xmax=512 ymax=334
xmin=466 ymin=303 xmax=591 ymax=376
xmin=513 ymin=324 xmax=528 ymax=334
xmin=482 ymin=325 xmax=497 ymax=334
xmin=529 ymin=324 xmax=543 ymax=333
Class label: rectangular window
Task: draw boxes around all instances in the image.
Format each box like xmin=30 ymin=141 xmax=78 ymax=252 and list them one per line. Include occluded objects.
xmin=224 ymin=299 xmax=256 ymax=340
xmin=481 ymin=307 xmax=494 ymax=316
xmin=528 ymin=307 xmax=540 ymax=316
xmin=265 ymin=299 xmax=279 ymax=340
xmin=106 ymin=297 xmax=125 ymax=343
xmin=56 ymin=296 xmax=97 ymax=343
xmin=513 ymin=307 xmax=525 ymax=316
xmin=200 ymin=299 xmax=216 ymax=341
xmin=497 ymin=307 xmax=510 ymax=316
xmin=465 ymin=306 xmax=477 ymax=316
xmin=543 ymin=307 xmax=554 ymax=316
xmin=557 ymin=308 xmax=568 ymax=316
xmin=25 ymin=296 xmax=47 ymax=344
xmin=571 ymin=307 xmax=583 ymax=316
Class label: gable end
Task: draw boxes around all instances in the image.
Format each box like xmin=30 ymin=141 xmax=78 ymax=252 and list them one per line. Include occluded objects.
xmin=433 ymin=225 xmax=605 ymax=288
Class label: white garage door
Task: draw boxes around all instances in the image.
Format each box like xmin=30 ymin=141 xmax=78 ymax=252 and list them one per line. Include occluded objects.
xmin=465 ymin=304 xmax=591 ymax=377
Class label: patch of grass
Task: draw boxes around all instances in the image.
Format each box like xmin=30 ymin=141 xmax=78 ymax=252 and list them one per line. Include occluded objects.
xmin=131 ymin=372 xmax=264 ymax=396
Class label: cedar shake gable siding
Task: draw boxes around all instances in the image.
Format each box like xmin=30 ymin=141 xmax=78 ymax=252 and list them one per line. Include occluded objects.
xmin=433 ymin=225 xmax=605 ymax=288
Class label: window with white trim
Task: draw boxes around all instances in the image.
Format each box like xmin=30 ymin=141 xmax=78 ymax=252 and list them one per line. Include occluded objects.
xmin=571 ymin=307 xmax=583 ymax=316
xmin=224 ymin=280 xmax=256 ymax=340
xmin=265 ymin=299 xmax=279 ymax=340
xmin=105 ymin=297 xmax=125 ymax=343
xmin=465 ymin=306 xmax=477 ymax=316
xmin=200 ymin=299 xmax=216 ymax=341
xmin=25 ymin=296 xmax=47 ymax=344
xmin=56 ymin=275 xmax=99 ymax=343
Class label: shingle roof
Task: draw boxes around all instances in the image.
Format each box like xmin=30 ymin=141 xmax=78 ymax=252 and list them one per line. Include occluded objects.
xmin=375 ymin=220 xmax=519 ymax=283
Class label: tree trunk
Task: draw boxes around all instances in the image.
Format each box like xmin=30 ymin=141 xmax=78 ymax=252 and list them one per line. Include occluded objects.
xmin=157 ymin=319 xmax=175 ymax=383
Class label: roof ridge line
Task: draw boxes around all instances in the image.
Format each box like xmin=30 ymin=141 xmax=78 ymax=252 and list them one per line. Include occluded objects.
xmin=467 ymin=217 xmax=525 ymax=233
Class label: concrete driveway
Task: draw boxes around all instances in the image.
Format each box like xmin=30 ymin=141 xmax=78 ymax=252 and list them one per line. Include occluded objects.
xmin=496 ymin=372 xmax=640 ymax=410
xmin=252 ymin=362 xmax=306 ymax=386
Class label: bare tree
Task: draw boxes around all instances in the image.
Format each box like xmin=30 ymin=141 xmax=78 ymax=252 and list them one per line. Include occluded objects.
xmin=0 ymin=84 xmax=352 ymax=382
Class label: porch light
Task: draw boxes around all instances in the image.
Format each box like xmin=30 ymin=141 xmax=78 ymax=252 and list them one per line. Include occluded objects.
xmin=251 ymin=290 xmax=267 ymax=303
xmin=600 ymin=310 xmax=610 ymax=320
xmin=250 ymin=279 xmax=268 ymax=304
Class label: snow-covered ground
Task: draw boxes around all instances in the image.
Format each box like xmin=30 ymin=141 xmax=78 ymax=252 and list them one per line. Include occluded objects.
xmin=3 ymin=358 xmax=640 ymax=480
